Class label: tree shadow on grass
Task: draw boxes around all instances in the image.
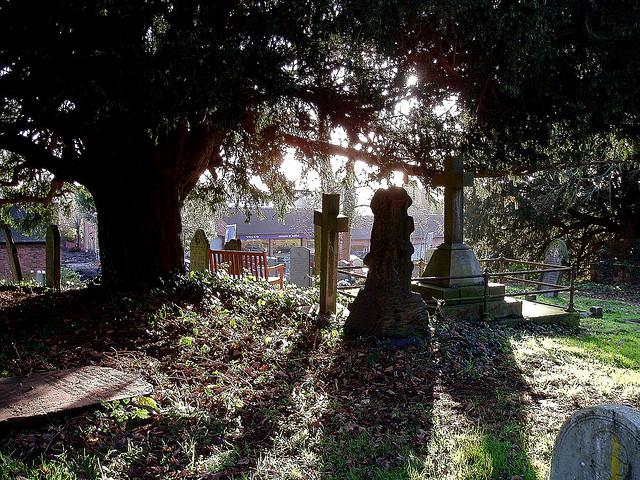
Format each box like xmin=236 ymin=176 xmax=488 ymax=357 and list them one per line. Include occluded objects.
xmin=432 ymin=317 xmax=542 ymax=480
xmin=0 ymin=285 xmax=542 ymax=479
xmin=311 ymin=315 xmax=541 ymax=479
xmin=313 ymin=336 xmax=436 ymax=479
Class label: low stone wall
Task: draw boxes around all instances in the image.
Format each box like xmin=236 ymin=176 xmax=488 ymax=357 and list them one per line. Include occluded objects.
xmin=0 ymin=243 xmax=45 ymax=280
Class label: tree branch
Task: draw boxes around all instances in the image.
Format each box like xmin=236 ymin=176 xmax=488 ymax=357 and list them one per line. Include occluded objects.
xmin=0 ymin=178 xmax=65 ymax=207
xmin=0 ymin=132 xmax=79 ymax=181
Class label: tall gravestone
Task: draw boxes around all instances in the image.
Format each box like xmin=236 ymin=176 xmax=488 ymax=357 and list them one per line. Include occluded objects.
xmin=541 ymin=239 xmax=569 ymax=297
xmin=46 ymin=224 xmax=61 ymax=290
xmin=189 ymin=229 xmax=210 ymax=273
xmin=290 ymin=246 xmax=311 ymax=287
xmin=550 ymin=404 xmax=640 ymax=479
xmin=345 ymin=187 xmax=429 ymax=337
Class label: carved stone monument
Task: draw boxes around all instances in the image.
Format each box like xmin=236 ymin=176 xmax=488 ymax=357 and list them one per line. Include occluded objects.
xmin=412 ymin=159 xmax=522 ymax=321
xmin=0 ymin=366 xmax=153 ymax=423
xmin=550 ymin=404 xmax=640 ymax=480
xmin=224 ymin=238 xmax=242 ymax=251
xmin=345 ymin=187 xmax=429 ymax=337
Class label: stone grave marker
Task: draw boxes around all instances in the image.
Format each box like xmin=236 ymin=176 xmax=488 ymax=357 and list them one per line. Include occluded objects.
xmin=550 ymin=404 xmax=640 ymax=480
xmin=541 ymin=239 xmax=569 ymax=297
xmin=1 ymin=225 xmax=23 ymax=281
xmin=345 ymin=187 xmax=429 ymax=337
xmin=0 ymin=366 xmax=153 ymax=423
xmin=46 ymin=224 xmax=61 ymax=290
xmin=314 ymin=193 xmax=349 ymax=314
xmin=224 ymin=238 xmax=242 ymax=250
xmin=189 ymin=229 xmax=210 ymax=273
xmin=290 ymin=246 xmax=311 ymax=288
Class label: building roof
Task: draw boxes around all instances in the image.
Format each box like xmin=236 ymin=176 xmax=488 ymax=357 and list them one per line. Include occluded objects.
xmin=220 ymin=207 xmax=443 ymax=242
xmin=221 ymin=208 xmax=314 ymax=240
xmin=350 ymin=213 xmax=444 ymax=240
xmin=0 ymin=228 xmax=45 ymax=244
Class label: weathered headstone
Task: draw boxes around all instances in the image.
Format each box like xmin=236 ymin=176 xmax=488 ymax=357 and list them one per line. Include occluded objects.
xmin=46 ymin=224 xmax=61 ymax=290
xmin=0 ymin=366 xmax=153 ymax=423
xmin=224 ymin=238 xmax=242 ymax=251
xmin=314 ymin=193 xmax=349 ymax=314
xmin=541 ymin=239 xmax=569 ymax=297
xmin=345 ymin=187 xmax=429 ymax=337
xmin=550 ymin=404 xmax=640 ymax=480
xmin=290 ymin=246 xmax=311 ymax=287
xmin=189 ymin=229 xmax=210 ymax=272
xmin=1 ymin=224 xmax=22 ymax=281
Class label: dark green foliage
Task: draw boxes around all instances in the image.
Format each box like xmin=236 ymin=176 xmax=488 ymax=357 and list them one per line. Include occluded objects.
xmin=2 ymin=0 xmax=640 ymax=285
xmin=466 ymin=159 xmax=640 ymax=271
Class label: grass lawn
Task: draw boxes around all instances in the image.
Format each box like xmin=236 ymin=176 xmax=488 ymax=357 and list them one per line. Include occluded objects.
xmin=0 ymin=275 xmax=639 ymax=479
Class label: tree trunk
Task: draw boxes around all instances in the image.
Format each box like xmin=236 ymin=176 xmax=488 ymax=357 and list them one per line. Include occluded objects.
xmin=91 ymin=175 xmax=186 ymax=288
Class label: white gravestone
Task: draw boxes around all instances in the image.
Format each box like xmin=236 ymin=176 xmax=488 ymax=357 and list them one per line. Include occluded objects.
xmin=290 ymin=246 xmax=311 ymax=287
xmin=550 ymin=404 xmax=640 ymax=480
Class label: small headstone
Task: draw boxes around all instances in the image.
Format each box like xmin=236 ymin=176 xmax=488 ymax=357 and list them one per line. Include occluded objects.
xmin=224 ymin=238 xmax=242 ymax=251
xmin=0 ymin=366 xmax=153 ymax=423
xmin=45 ymin=224 xmax=61 ymax=290
xmin=345 ymin=187 xmax=429 ymax=337
xmin=290 ymin=246 xmax=311 ymax=287
xmin=189 ymin=229 xmax=210 ymax=273
xmin=541 ymin=239 xmax=569 ymax=297
xmin=550 ymin=404 xmax=640 ymax=480
xmin=590 ymin=306 xmax=604 ymax=318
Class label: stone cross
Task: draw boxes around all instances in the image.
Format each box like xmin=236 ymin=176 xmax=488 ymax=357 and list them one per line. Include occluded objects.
xmin=314 ymin=193 xmax=349 ymax=314
xmin=189 ymin=229 xmax=210 ymax=273
xmin=430 ymin=157 xmax=474 ymax=244
xmin=46 ymin=224 xmax=61 ymax=290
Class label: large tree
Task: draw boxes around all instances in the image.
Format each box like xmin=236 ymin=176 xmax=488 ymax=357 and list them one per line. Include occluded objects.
xmin=0 ymin=1 xmax=393 ymax=286
xmin=1 ymin=0 xmax=639 ymax=286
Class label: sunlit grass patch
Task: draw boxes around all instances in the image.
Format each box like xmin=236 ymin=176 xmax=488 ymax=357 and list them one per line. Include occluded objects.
xmin=450 ymin=428 xmax=537 ymax=480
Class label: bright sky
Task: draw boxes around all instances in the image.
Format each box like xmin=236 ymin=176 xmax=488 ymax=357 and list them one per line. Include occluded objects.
xmin=251 ymin=74 xmax=452 ymax=214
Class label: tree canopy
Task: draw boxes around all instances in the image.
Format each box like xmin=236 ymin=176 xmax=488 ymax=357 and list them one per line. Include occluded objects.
xmin=1 ymin=0 xmax=639 ymax=286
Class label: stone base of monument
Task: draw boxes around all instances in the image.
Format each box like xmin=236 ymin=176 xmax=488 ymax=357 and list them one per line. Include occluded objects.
xmin=412 ymin=280 xmax=580 ymax=326
xmin=421 ymin=243 xmax=483 ymax=287
xmin=412 ymin=280 xmax=523 ymax=321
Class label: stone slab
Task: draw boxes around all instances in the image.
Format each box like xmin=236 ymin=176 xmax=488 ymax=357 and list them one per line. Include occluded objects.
xmin=550 ymin=404 xmax=640 ymax=480
xmin=521 ymin=300 xmax=579 ymax=327
xmin=411 ymin=281 xmax=507 ymax=303
xmin=439 ymin=297 xmax=523 ymax=320
xmin=0 ymin=366 xmax=153 ymax=423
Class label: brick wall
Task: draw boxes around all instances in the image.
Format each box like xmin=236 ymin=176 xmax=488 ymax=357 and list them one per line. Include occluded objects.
xmin=0 ymin=243 xmax=46 ymax=280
